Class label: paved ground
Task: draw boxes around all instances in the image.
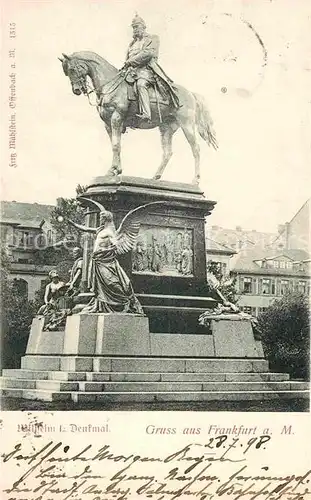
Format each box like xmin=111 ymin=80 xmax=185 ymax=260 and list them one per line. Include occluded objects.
xmin=1 ymin=397 xmax=309 ymax=412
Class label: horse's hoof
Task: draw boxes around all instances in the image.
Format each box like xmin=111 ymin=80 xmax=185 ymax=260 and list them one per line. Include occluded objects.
xmin=153 ymin=175 xmax=161 ymax=180
xmin=108 ymin=168 xmax=121 ymax=177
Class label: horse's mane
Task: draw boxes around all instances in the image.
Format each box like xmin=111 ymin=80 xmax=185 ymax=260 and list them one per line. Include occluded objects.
xmin=70 ymin=51 xmax=117 ymax=73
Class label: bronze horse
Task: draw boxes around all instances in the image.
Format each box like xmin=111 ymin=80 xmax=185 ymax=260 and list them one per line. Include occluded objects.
xmin=59 ymin=51 xmax=217 ymax=184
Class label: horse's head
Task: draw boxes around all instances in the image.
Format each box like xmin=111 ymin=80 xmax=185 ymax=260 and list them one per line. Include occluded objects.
xmin=59 ymin=53 xmax=88 ymax=96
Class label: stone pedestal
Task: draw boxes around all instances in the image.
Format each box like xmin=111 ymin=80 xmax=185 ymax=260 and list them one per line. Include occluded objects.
xmin=3 ymin=310 xmax=306 ymax=404
xmin=24 ymin=312 xmax=264 ymax=361
xmin=63 ymin=314 xmax=98 ymax=355
xmin=26 ymin=318 xmax=65 ymax=354
xmin=96 ymin=314 xmax=150 ymax=355
xmin=28 ymin=314 xmax=151 ymax=357
xmin=209 ymin=316 xmax=264 ymax=358
xmin=79 ymin=175 xmax=217 ymax=334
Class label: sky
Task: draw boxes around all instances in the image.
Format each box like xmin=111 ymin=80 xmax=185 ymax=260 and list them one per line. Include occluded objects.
xmin=1 ymin=0 xmax=310 ymax=232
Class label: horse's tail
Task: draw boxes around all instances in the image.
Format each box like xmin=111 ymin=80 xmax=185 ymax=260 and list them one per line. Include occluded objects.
xmin=194 ymin=93 xmax=218 ymax=150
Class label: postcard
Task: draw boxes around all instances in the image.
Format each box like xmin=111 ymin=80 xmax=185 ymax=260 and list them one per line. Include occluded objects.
xmin=0 ymin=0 xmax=310 ymax=498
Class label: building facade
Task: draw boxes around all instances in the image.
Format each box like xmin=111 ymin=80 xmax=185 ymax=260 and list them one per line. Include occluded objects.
xmin=206 ymin=199 xmax=311 ymax=315
xmin=0 ymin=201 xmax=57 ymax=300
xmin=231 ymin=249 xmax=310 ymax=316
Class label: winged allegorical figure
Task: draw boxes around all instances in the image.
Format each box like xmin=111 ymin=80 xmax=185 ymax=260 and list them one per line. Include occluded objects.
xmin=68 ymin=199 xmax=165 ymax=314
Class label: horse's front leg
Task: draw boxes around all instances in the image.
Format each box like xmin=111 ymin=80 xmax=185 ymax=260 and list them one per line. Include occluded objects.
xmin=108 ymin=111 xmax=123 ymax=176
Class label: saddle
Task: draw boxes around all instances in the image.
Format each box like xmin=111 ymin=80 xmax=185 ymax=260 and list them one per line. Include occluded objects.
xmin=125 ymin=70 xmax=171 ymax=106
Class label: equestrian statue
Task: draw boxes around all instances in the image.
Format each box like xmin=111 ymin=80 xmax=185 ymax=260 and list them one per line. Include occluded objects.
xmin=59 ymin=14 xmax=217 ymax=184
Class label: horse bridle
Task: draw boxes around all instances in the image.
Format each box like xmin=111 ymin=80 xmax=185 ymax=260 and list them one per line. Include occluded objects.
xmin=68 ymin=60 xmax=90 ymax=96
xmin=68 ymin=58 xmax=126 ymax=107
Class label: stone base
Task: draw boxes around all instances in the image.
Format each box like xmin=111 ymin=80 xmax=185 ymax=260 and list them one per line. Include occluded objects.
xmin=64 ymin=314 xmax=98 ymax=355
xmin=26 ymin=314 xmax=264 ymax=359
xmin=96 ymin=314 xmax=151 ymax=355
xmin=151 ymin=333 xmax=215 ymax=357
xmin=28 ymin=314 xmax=151 ymax=357
xmin=20 ymin=355 xmax=269 ymax=373
xmin=2 ymin=314 xmax=307 ymax=405
xmin=3 ymin=312 xmax=298 ymax=404
xmin=26 ymin=318 xmax=65 ymax=354
xmin=210 ymin=317 xmax=264 ymax=357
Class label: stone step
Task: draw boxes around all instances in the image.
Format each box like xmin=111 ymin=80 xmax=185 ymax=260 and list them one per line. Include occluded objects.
xmin=223 ymin=372 xmax=290 ymax=382
xmin=87 ymin=372 xmax=291 ymax=383
xmin=289 ymin=381 xmax=310 ymax=391
xmin=96 ymin=357 xmax=270 ymax=373
xmin=36 ymin=380 xmax=80 ymax=391
xmin=49 ymin=371 xmax=87 ymax=381
xmin=2 ymin=369 xmax=50 ymax=379
xmin=1 ymin=388 xmax=309 ymax=403
xmin=1 ymin=369 xmax=291 ymax=383
xmin=20 ymin=355 xmax=269 ymax=373
xmin=90 ymin=380 xmax=302 ymax=392
xmin=0 ymin=378 xmax=37 ymax=389
xmin=0 ymin=388 xmax=24 ymax=399
xmin=97 ymin=381 xmax=295 ymax=392
xmin=0 ymin=388 xmax=72 ymax=401
xmin=1 ymin=377 xmax=307 ymax=392
xmin=86 ymin=372 xmax=291 ymax=382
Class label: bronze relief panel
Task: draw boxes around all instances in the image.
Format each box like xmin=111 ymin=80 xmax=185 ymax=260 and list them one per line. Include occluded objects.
xmin=132 ymin=224 xmax=194 ymax=277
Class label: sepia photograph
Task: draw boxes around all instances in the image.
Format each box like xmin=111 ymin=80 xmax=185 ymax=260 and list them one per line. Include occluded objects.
xmin=0 ymin=0 xmax=310 ymax=414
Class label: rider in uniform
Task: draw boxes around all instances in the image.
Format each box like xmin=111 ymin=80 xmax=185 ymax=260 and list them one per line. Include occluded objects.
xmin=123 ymin=14 xmax=179 ymax=121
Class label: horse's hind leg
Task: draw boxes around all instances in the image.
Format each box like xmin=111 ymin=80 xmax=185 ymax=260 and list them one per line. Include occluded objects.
xmin=179 ymin=119 xmax=200 ymax=184
xmin=153 ymin=121 xmax=179 ymax=180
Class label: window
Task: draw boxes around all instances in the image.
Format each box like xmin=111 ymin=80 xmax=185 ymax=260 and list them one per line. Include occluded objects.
xmin=258 ymin=307 xmax=267 ymax=314
xmin=261 ymin=279 xmax=275 ymax=295
xmin=12 ymin=278 xmax=28 ymax=297
xmin=36 ymin=234 xmax=46 ymax=248
xmin=18 ymin=231 xmax=28 ymax=246
xmin=243 ymin=277 xmax=252 ymax=293
xmin=242 ymin=306 xmax=256 ymax=316
xmin=242 ymin=306 xmax=252 ymax=314
xmin=279 ymin=261 xmax=286 ymax=269
xmin=285 ymin=261 xmax=292 ymax=269
xmin=261 ymin=279 xmax=270 ymax=294
xmin=13 ymin=232 xmax=19 ymax=246
xmin=261 ymin=278 xmax=275 ymax=295
xmin=298 ymin=281 xmax=306 ymax=294
xmin=273 ymin=260 xmax=279 ymax=268
xmin=26 ymin=233 xmax=34 ymax=246
xmin=280 ymin=279 xmax=289 ymax=295
xmin=47 ymin=230 xmax=53 ymax=244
